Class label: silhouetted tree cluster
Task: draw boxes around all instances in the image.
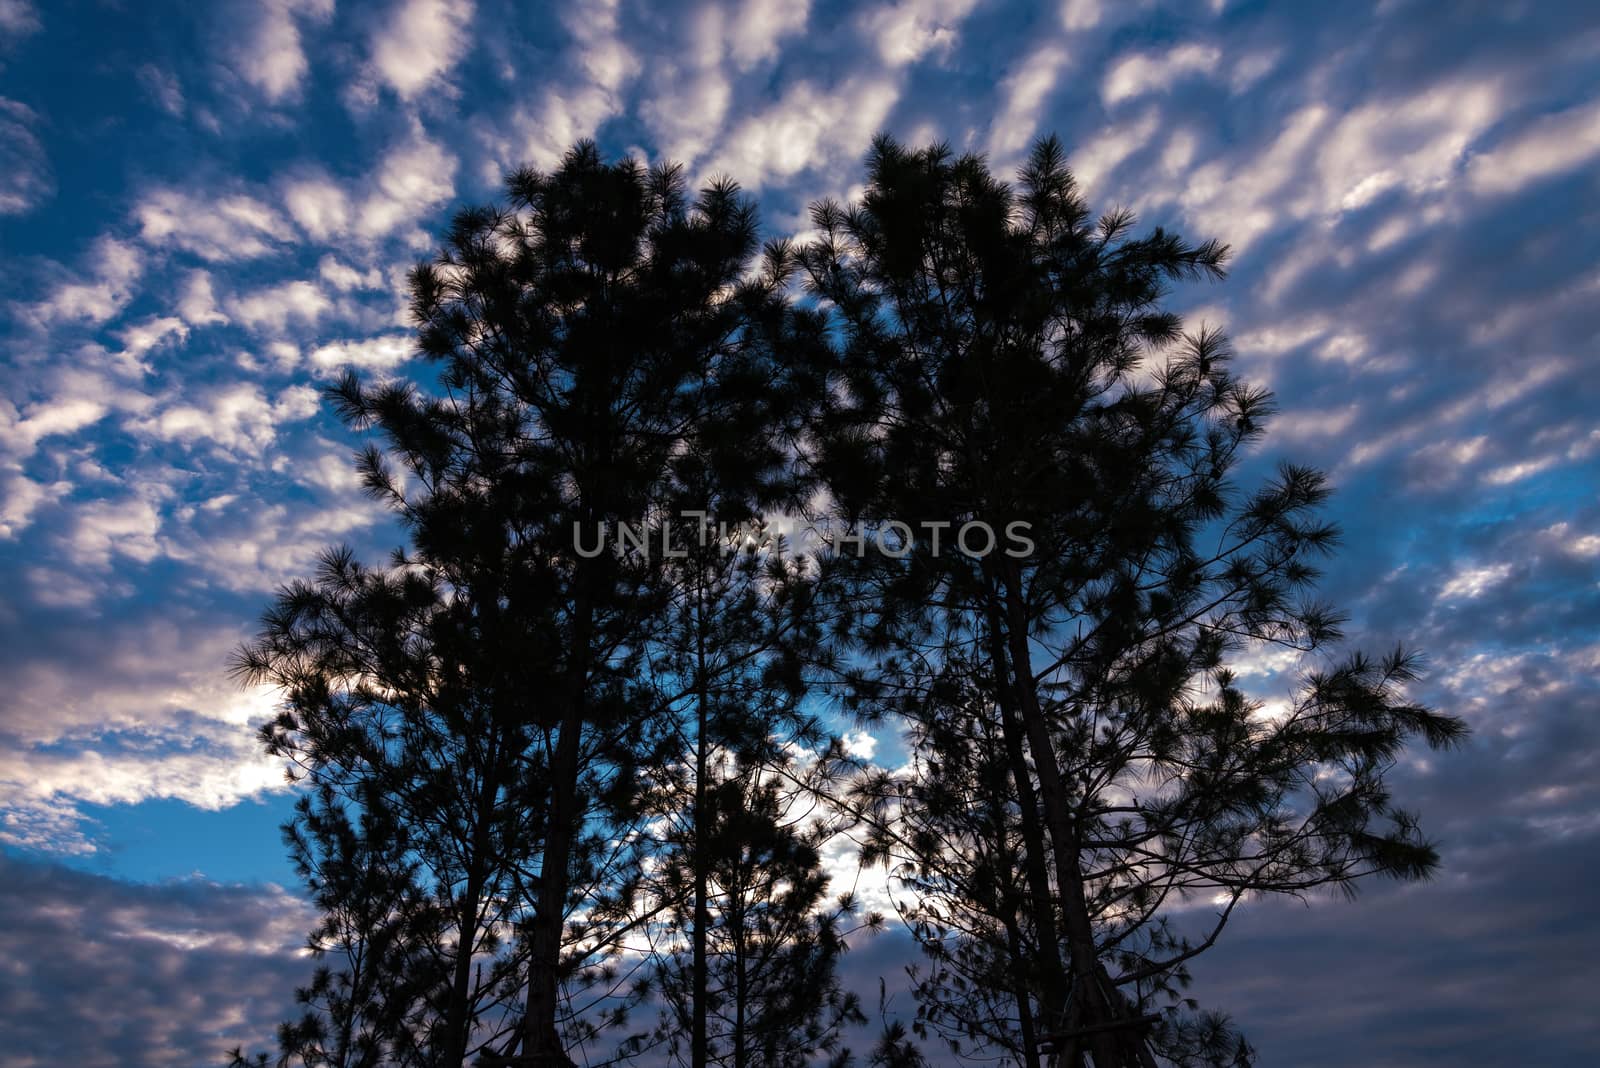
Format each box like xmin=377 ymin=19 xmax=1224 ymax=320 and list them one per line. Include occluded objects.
xmin=234 ymin=136 xmax=1465 ymax=1068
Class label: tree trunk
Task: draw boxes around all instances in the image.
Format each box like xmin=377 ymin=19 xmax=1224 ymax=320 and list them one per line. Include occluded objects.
xmin=444 ymin=739 xmax=498 ymax=1065
xmin=522 ymin=714 xmax=581 ymax=1067
xmin=998 ymin=563 xmax=1150 ymax=1068
xmin=692 ymin=579 xmax=711 ymax=1068
xmin=982 ymin=591 xmax=1070 ymax=1057
xmin=520 ymin=580 xmax=594 ymax=1068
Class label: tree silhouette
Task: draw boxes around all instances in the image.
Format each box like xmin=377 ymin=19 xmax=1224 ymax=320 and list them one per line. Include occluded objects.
xmin=651 ymin=763 xmax=870 ymax=1068
xmin=798 ymin=135 xmax=1467 ymax=1067
xmin=636 ymin=518 xmax=857 ymax=1068
xmin=233 ymin=132 xmax=1469 ymax=1068
xmin=239 ymin=142 xmax=809 ymax=1067
xmin=862 ymin=650 xmax=1050 ymax=1064
xmin=234 ymin=548 xmax=539 ymax=1065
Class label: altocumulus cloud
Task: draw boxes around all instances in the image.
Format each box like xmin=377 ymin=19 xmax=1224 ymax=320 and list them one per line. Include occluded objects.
xmin=0 ymin=0 xmax=1597 ymax=1063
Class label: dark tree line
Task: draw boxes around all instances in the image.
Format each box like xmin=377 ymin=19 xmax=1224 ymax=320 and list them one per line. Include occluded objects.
xmin=232 ymin=137 xmax=1464 ymax=1068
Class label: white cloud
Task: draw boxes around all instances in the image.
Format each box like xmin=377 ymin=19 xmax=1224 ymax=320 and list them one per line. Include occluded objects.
xmin=317 ymin=255 xmax=383 ymax=291
xmin=0 ymin=395 xmax=109 ymax=460
xmin=859 ymin=0 xmax=979 ymax=68
xmin=1439 ymin=562 xmax=1513 ymax=601
xmin=0 ymin=734 xmax=287 ymax=815
xmin=642 ymin=68 xmax=733 ymax=165
xmin=356 ymin=130 xmax=458 ymax=240
xmin=301 ymin=447 xmax=365 ymax=492
xmin=0 ymin=0 xmax=40 ymax=40
xmin=1315 ymin=78 xmax=1502 ymax=212
xmin=0 ymin=97 xmax=52 ymax=215
xmin=170 ymin=497 xmax=386 ymax=593
xmin=26 ymin=238 xmax=143 ymax=326
xmin=1060 ymin=0 xmax=1101 ymax=31
xmin=0 ymin=618 xmax=298 ymax=851
xmin=491 ymin=0 xmax=636 ymax=173
xmin=1068 ymin=107 xmax=1161 ymax=195
xmin=226 ymin=279 xmax=334 ymax=333
xmin=281 ymin=128 xmax=457 ymax=244
xmin=117 ymin=316 xmax=189 ymax=362
xmin=0 ymin=467 xmax=69 ymax=540
xmin=508 ymin=83 xmax=621 ymax=172
xmin=842 ymin=729 xmax=879 ymax=760
xmin=1482 ymin=455 xmax=1558 ymax=487
xmin=130 ymin=383 xmax=320 ymax=455
xmin=637 ymin=0 xmax=812 ymax=167
xmin=136 ymin=64 xmax=185 ymax=116
xmin=705 ymin=76 xmax=901 ymax=189
xmin=1467 ymin=98 xmax=1600 ymax=197
xmin=177 ymin=270 xmax=230 ymax=327
xmin=1270 ymin=404 xmax=1359 ymax=443
xmin=365 ymin=0 xmax=475 ymax=100
xmin=60 ymin=494 xmax=165 ymax=571
xmin=136 ymin=189 xmax=294 ymax=262
xmin=1102 ymin=43 xmax=1221 ymax=106
xmin=236 ymin=0 xmax=334 ymax=103
xmin=726 ymin=0 xmax=811 ymax=69
xmin=564 ymin=0 xmax=634 ymax=92
xmin=988 ymin=44 xmax=1070 ymax=160
xmin=282 ymin=173 xmax=352 ymax=240
xmin=308 ymin=334 xmax=413 ymax=372
xmin=1177 ymin=104 xmax=1328 ymax=252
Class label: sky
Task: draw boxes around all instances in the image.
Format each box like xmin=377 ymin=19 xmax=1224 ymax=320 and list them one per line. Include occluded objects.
xmin=0 ymin=0 xmax=1597 ymax=1064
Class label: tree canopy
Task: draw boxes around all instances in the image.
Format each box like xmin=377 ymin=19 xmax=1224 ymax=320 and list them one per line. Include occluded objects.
xmin=236 ymin=136 xmax=1465 ymax=1068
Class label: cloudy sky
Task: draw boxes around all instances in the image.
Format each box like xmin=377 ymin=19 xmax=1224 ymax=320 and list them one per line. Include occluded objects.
xmin=1 ymin=0 xmax=1598 ymax=1064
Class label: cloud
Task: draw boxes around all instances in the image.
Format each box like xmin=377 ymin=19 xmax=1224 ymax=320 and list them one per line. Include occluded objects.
xmin=0 ymin=0 xmax=39 ymax=41
xmin=0 ymin=611 xmax=302 ymax=850
xmin=1437 ymin=561 xmax=1513 ymax=602
xmin=0 ymin=394 xmax=111 ymax=460
xmin=130 ymin=382 xmax=321 ymax=455
xmin=988 ymin=44 xmax=1070 ymax=159
xmin=308 ymin=333 xmax=414 ymax=372
xmin=1190 ymin=831 xmax=1600 ymax=1066
xmin=282 ymin=127 xmax=457 ymax=244
xmin=1313 ymin=77 xmax=1502 ymax=212
xmin=117 ymin=316 xmax=189 ymax=362
xmin=364 ymin=0 xmax=475 ymax=100
xmin=0 ymin=96 xmax=51 ymax=215
xmin=235 ymin=0 xmax=335 ymax=103
xmin=176 ymin=270 xmax=230 ymax=327
xmin=0 ymin=855 xmax=311 ymax=1065
xmin=136 ymin=64 xmax=185 ymax=117
xmin=0 ymin=466 xmax=69 ymax=540
xmin=58 ymin=493 xmax=166 ymax=571
xmin=282 ymin=172 xmax=353 ymax=240
xmin=225 ymin=279 xmax=335 ymax=332
xmin=859 ymin=0 xmax=980 ymax=69
xmin=135 ymin=189 xmax=294 ymax=262
xmin=726 ymin=0 xmax=812 ymax=69
xmin=1466 ymin=97 xmax=1600 ymax=196
xmin=354 ymin=129 xmax=459 ymax=239
xmin=705 ymin=75 xmax=901 ymax=189
xmin=23 ymin=237 xmax=143 ymax=326
xmin=1066 ymin=106 xmax=1162 ymax=196
xmin=636 ymin=0 xmax=814 ymax=167
xmin=1101 ymin=42 xmax=1221 ymax=106
xmin=317 ymin=254 xmax=384 ymax=291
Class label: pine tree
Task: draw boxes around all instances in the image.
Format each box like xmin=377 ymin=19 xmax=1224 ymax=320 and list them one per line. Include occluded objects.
xmin=800 ymin=136 xmax=1467 ymax=1067
xmin=238 ymin=142 xmax=807 ymax=1068
xmin=860 ymin=650 xmax=1048 ymax=1065
xmin=235 ymin=547 xmax=536 ymax=1065
xmin=653 ymin=766 xmax=869 ymax=1068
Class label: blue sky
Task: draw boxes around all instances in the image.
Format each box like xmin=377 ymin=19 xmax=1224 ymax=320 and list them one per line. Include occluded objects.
xmin=1 ymin=0 xmax=1598 ymax=1064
